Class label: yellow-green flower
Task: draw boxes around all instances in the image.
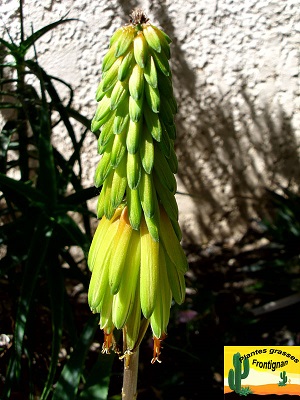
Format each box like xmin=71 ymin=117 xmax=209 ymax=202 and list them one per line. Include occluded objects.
xmin=88 ymin=9 xmax=187 ymax=363
xmin=88 ymin=205 xmax=187 ymax=360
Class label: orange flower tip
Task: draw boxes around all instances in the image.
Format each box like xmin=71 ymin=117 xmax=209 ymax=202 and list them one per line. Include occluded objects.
xmin=101 ymin=343 xmax=111 ymax=355
xmin=101 ymin=331 xmax=116 ymax=355
xmin=151 ymin=334 xmax=167 ymax=364
xmin=122 ymin=205 xmax=130 ymax=221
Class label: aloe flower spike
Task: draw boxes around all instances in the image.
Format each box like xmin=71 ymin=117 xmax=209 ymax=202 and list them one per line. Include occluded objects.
xmin=88 ymin=9 xmax=187 ymax=373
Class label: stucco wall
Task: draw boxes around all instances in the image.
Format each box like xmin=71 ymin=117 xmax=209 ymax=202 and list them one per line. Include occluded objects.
xmin=1 ymin=0 xmax=300 ymax=244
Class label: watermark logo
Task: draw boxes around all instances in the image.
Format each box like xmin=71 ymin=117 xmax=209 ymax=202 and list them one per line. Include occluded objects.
xmin=224 ymin=346 xmax=300 ymax=398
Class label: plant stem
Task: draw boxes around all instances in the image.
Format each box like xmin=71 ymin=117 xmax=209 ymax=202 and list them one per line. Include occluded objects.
xmin=122 ymin=348 xmax=139 ymax=400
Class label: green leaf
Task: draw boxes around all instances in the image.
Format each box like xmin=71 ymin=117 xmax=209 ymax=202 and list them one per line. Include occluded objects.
xmin=60 ymin=247 xmax=90 ymax=290
xmin=57 ymin=130 xmax=87 ymax=195
xmin=0 ymin=102 xmax=21 ymax=109
xmin=36 ymin=86 xmax=57 ymax=205
xmin=2 ymin=213 xmax=54 ymax=397
xmin=52 ymin=148 xmax=82 ymax=196
xmin=26 ymin=60 xmax=80 ymax=158
xmin=52 ymin=315 xmax=99 ymax=400
xmin=0 ymin=121 xmax=15 ymax=173
xmin=40 ymin=256 xmax=65 ymax=400
xmin=62 ymin=187 xmax=98 ymax=205
xmin=20 ymin=17 xmax=80 ymax=56
xmin=55 ymin=213 xmax=90 ymax=255
xmin=0 ymin=173 xmax=47 ymax=207
xmin=62 ymin=290 xmax=78 ymax=346
xmin=79 ymin=331 xmax=121 ymax=400
xmin=0 ymin=38 xmax=17 ymax=53
xmin=1 ymin=355 xmax=18 ymax=399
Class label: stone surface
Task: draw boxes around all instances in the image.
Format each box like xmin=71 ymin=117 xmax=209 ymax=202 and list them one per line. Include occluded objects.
xmin=1 ymin=0 xmax=300 ymax=244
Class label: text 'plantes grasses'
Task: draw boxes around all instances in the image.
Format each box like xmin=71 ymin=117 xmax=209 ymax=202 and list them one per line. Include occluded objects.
xmin=88 ymin=9 xmax=187 ymax=364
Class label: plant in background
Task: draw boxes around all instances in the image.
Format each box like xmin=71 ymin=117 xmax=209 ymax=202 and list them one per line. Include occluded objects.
xmin=88 ymin=8 xmax=188 ymax=398
xmin=278 ymin=370 xmax=288 ymax=386
xmin=228 ymin=352 xmax=250 ymax=395
xmin=254 ymin=187 xmax=300 ymax=300
xmin=263 ymin=187 xmax=300 ymax=249
xmin=0 ymin=3 xmax=117 ymax=399
xmin=238 ymin=386 xmax=253 ymax=396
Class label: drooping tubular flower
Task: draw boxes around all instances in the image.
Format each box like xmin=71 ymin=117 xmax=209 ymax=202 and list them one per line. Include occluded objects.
xmin=88 ymin=9 xmax=188 ymax=363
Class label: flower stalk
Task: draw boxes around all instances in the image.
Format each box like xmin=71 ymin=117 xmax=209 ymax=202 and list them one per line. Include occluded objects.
xmin=122 ymin=347 xmax=139 ymax=399
xmin=88 ymin=8 xmax=187 ymax=398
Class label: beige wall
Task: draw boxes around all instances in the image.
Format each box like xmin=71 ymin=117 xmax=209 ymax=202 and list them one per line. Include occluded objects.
xmin=1 ymin=0 xmax=300 ymax=243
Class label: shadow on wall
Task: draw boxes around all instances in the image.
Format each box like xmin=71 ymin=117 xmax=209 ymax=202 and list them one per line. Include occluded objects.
xmin=118 ymin=0 xmax=299 ymax=244
xmin=176 ymin=93 xmax=299 ymax=244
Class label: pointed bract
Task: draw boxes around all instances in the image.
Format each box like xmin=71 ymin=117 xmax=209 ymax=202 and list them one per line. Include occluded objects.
xmin=113 ymin=98 xmax=130 ymax=135
xmin=157 ymin=128 xmax=171 ymax=158
xmin=118 ymin=48 xmax=134 ymax=81
xmin=88 ymin=216 xmax=120 ymax=310
xmin=129 ymin=64 xmax=144 ymax=100
xmin=143 ymin=25 xmax=161 ymax=53
xmin=112 ymin=230 xmax=140 ymax=328
xmin=144 ymin=55 xmax=158 ymax=88
xmin=115 ymin=27 xmax=135 ymax=57
xmin=127 ymin=152 xmax=141 ymax=190
xmin=144 ymin=104 xmax=162 ymax=142
xmin=152 ymin=25 xmax=172 ymax=44
xmin=140 ymin=217 xmax=159 ymax=318
xmin=129 ymin=95 xmax=143 ymax=122
xmin=111 ymin=155 xmax=127 ymax=208
xmin=159 ymin=95 xmax=174 ymax=125
xmin=160 ymin=207 xmax=188 ymax=274
xmin=111 ymin=130 xmax=127 ymax=168
xmin=102 ymin=56 xmax=122 ymax=92
xmin=140 ymin=127 xmax=154 ymax=173
xmin=165 ymin=252 xmax=186 ymax=304
xmin=133 ymin=31 xmax=148 ymax=68
xmin=124 ymin=286 xmax=141 ymax=351
xmin=127 ymin=188 xmax=142 ymax=229
xmin=139 ymin=171 xmax=156 ymax=218
xmin=153 ymin=171 xmax=178 ymax=222
xmin=109 ymin=207 xmax=133 ymax=294
xmin=94 ymin=139 xmax=113 ymax=187
xmin=93 ymin=94 xmax=111 ymax=123
xmin=103 ymin=171 xmax=115 ymax=219
xmin=150 ymin=247 xmax=172 ymax=338
xmin=144 ymin=212 xmax=160 ymax=242
xmin=153 ymin=146 xmax=177 ymax=193
xmin=98 ymin=113 xmax=115 ymax=147
xmin=151 ymin=49 xmax=170 ymax=76
xmin=110 ymin=79 xmax=128 ymax=110
xmin=127 ymin=119 xmax=141 ymax=154
xmin=167 ymin=141 xmax=178 ymax=173
xmin=109 ymin=27 xmax=123 ymax=46
xmin=102 ymin=42 xmax=118 ymax=72
xmin=144 ymin=81 xmax=160 ymax=113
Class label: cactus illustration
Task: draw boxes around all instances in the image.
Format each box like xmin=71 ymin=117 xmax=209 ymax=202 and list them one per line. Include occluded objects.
xmin=228 ymin=352 xmax=250 ymax=394
xmin=278 ymin=371 xmax=288 ymax=386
